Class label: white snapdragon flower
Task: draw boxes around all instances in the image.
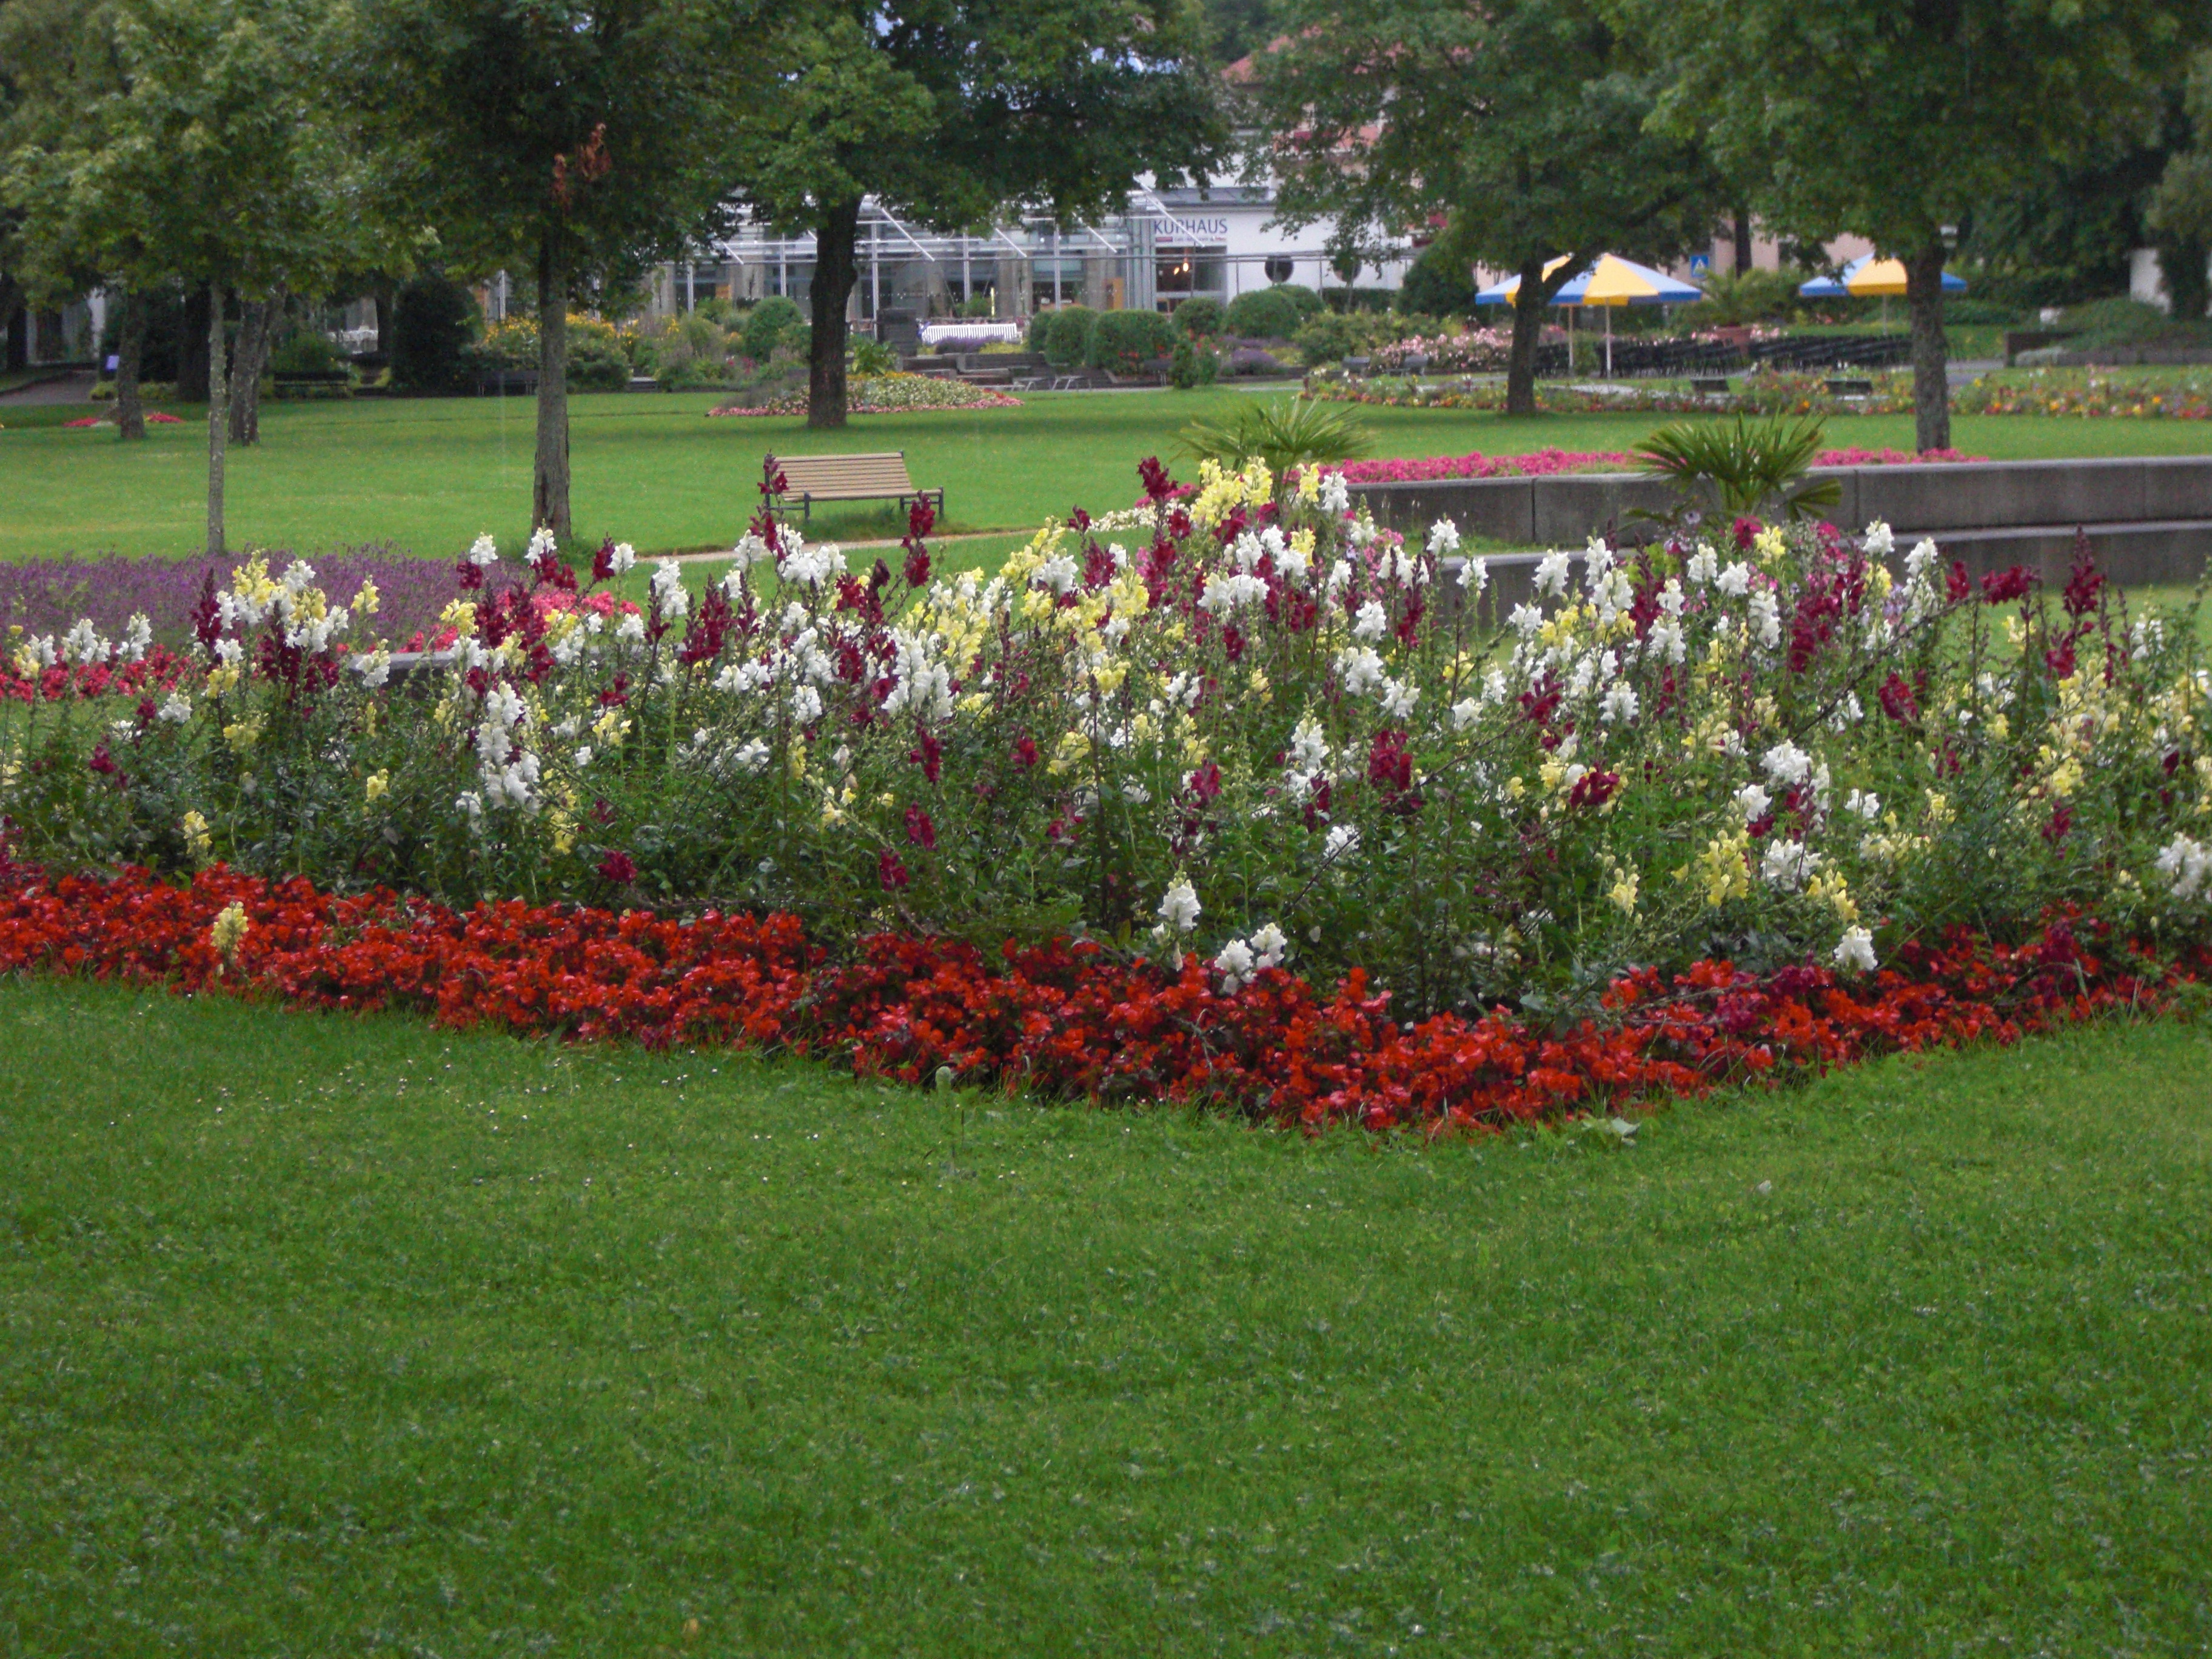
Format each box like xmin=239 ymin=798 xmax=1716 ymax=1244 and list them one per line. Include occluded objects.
xmin=1735 ymin=782 xmax=1773 ymax=822
xmin=1717 ymin=560 xmax=1752 ymax=598
xmin=1336 ymin=646 xmax=1387 ymax=698
xmin=1287 ymin=716 xmax=1330 ymax=773
xmin=526 ymin=526 xmax=557 ymax=564
xmin=1352 ymin=599 xmax=1389 ymax=640
xmin=1122 ymin=780 xmax=1150 ymax=804
xmin=455 ymin=789 xmax=484 ymax=820
xmin=1844 ymin=788 xmax=1882 ymax=820
xmin=2155 ymin=834 xmax=2211 ymax=900
xmin=1323 ymin=823 xmax=1360 ymax=860
xmin=1213 ymin=937 xmax=1256 ymax=991
xmin=61 ymin=618 xmax=110 ymax=666
xmin=1760 ymin=838 xmax=1820 ymax=890
xmin=1458 ymin=554 xmax=1489 ymax=593
xmin=732 ymin=738 xmax=772 ymax=774
xmin=156 ymin=691 xmax=193 ymax=723
xmin=649 ymin=559 xmax=691 ymax=621
xmin=1534 ymin=549 xmax=1573 ymax=598
xmin=1156 ymin=876 xmax=1202 ymax=934
xmin=1379 ymin=677 xmax=1420 ymax=719
xmin=214 ymin=637 xmax=244 ymax=668
xmin=1833 ymin=926 xmax=1879 ymax=974
xmin=1508 ymin=602 xmax=1545 ymax=637
xmin=1200 ymin=571 xmax=1266 ymax=613
xmin=572 ymin=745 xmax=594 ymax=769
xmin=1863 ymin=521 xmax=1895 ymax=558
xmin=1033 ymin=552 xmax=1079 ymax=595
xmin=467 ymin=533 xmax=500 ymax=568
xmin=1762 ymin=741 xmax=1812 ymax=788
xmin=352 ymin=649 xmax=392 ymax=689
xmin=1686 ymin=546 xmax=1718 ymax=585
xmin=728 ymin=532 xmax=771 ymax=570
xmin=1831 ymin=691 xmax=1865 ymax=730
xmin=1427 ymin=518 xmax=1461 ymax=556
xmin=1250 ymin=922 xmax=1289 ymax=970
xmin=1600 ymin=683 xmax=1640 ymax=725
xmin=789 ymin=685 xmax=823 ymax=725
xmin=1749 ymin=589 xmax=1781 ymax=649
xmin=1319 ymin=471 xmax=1350 ymax=514
xmin=1903 ymin=538 xmax=1938 ymax=584
xmin=615 ymin=613 xmax=647 ymax=644
xmin=121 ymin=615 xmax=153 ymax=662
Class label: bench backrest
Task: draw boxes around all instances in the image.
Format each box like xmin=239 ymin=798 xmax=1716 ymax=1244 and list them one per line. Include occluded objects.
xmin=776 ymin=451 xmax=916 ymax=497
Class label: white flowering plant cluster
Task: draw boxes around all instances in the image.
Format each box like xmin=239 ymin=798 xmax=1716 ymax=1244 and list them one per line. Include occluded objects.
xmin=5 ymin=454 xmax=2208 ymax=1017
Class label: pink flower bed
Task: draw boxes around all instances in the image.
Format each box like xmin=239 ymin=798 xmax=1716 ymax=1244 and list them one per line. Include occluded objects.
xmin=1328 ymin=446 xmax=1988 ymax=485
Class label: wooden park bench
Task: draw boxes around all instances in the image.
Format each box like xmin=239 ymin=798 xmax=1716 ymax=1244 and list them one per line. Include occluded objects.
xmin=1689 ymin=374 xmax=1732 ymax=395
xmin=1824 ymin=377 xmax=1875 ymax=397
xmin=770 ymin=451 xmax=945 ymax=523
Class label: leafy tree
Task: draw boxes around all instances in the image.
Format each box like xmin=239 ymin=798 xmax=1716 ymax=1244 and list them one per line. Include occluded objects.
xmin=4 ymin=0 xmax=380 ymax=551
xmin=1621 ymin=0 xmax=2210 ymax=451
xmin=725 ymin=0 xmax=1228 ymax=429
xmin=1247 ymin=0 xmax=1723 ymax=415
xmin=2151 ymin=52 xmax=2212 ymax=320
xmin=357 ymin=0 xmax=756 ymax=536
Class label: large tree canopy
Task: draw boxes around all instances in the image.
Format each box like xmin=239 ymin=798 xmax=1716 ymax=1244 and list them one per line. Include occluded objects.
xmin=2150 ymin=50 xmax=2212 ymax=320
xmin=1247 ymin=0 xmax=1723 ymax=414
xmin=1619 ymin=0 xmax=2209 ymax=449
xmin=4 ymin=0 xmax=378 ymax=548
xmin=729 ymin=0 xmax=1230 ymax=429
xmin=356 ymin=0 xmax=757 ymax=537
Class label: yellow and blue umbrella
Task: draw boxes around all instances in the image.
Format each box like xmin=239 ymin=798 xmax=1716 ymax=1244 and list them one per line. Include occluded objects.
xmin=1474 ymin=255 xmax=1701 ymax=376
xmin=1798 ymin=255 xmax=1966 ymax=298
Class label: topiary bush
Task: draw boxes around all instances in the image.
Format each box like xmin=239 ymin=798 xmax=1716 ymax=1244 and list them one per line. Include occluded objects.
xmin=1090 ymin=309 xmax=1176 ymax=372
xmin=1273 ymin=283 xmax=1324 ymax=321
xmin=1041 ymin=305 xmax=1098 ymax=368
xmin=1397 ymin=248 xmax=1478 ymax=318
xmin=1222 ymin=287 xmax=1302 ymax=341
xmin=741 ymin=297 xmax=805 ymax=364
xmin=1292 ymin=310 xmax=1372 ymax=365
xmin=1172 ymin=295 xmax=1223 ymax=338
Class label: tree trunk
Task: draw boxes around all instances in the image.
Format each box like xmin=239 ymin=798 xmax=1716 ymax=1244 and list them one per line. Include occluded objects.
xmin=1732 ymin=209 xmax=1754 ymax=275
xmin=534 ymin=232 xmax=571 ymax=537
xmin=115 ymin=289 xmax=147 ymax=443
xmin=1905 ymin=236 xmax=1951 ymax=454
xmin=0 ymin=278 xmax=24 ymax=372
xmin=178 ymin=284 xmax=212 ymax=402
xmin=228 ymin=291 xmax=278 ymax=446
xmin=808 ymin=198 xmax=863 ymax=429
xmin=372 ymin=276 xmax=396 ymax=355
xmin=1503 ymin=255 xmax=1550 ymax=418
xmin=206 ymin=281 xmax=229 ymax=558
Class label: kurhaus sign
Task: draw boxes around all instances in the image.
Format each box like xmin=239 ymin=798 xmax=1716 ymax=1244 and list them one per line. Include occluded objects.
xmin=1156 ymin=215 xmax=1231 ymax=243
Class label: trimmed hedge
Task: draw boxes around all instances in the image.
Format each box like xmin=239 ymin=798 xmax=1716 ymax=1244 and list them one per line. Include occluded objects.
xmin=1223 ymin=287 xmax=1302 ymax=341
xmin=1173 ymin=296 xmax=1224 ymax=338
xmin=1040 ymin=305 xmax=1098 ymax=369
xmin=1090 ymin=309 xmax=1176 ymax=372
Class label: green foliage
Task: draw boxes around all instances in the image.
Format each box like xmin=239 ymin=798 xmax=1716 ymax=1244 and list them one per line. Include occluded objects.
xmin=1292 ymin=310 xmax=1369 ymax=364
xmin=849 ymin=335 xmax=898 ymax=376
xmin=1171 ymin=294 xmax=1223 ymax=338
xmin=2061 ymin=295 xmax=2211 ymax=346
xmin=1634 ymin=413 xmax=1840 ymax=518
xmin=389 ymin=275 xmax=477 ymax=393
xmin=267 ymin=328 xmax=344 ymax=377
xmin=1222 ymin=286 xmax=1302 ymax=340
xmin=1398 ymin=245 xmax=1478 ymax=317
xmin=1090 ymin=307 xmax=1175 ymax=371
xmin=1273 ymin=281 xmax=1324 ymax=320
xmin=1175 ymin=395 xmax=1372 ymax=471
xmin=1680 ymin=268 xmax=1800 ymax=326
xmin=1168 ymin=335 xmax=1220 ymax=387
xmin=741 ymin=295 xmax=805 ymax=363
xmin=1039 ymin=304 xmax=1097 ymax=368
xmin=566 ymin=332 xmax=632 ymax=391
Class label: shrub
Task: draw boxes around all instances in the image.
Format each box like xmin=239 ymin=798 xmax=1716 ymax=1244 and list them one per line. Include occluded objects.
xmin=1168 ymin=337 xmax=1219 ymax=388
xmin=389 ymin=276 xmax=477 ymax=393
xmin=1398 ymin=247 xmax=1477 ymax=317
xmin=1171 ymin=295 xmax=1224 ymax=338
xmin=1293 ymin=310 xmax=1372 ymax=365
xmin=1090 ymin=309 xmax=1176 ymax=372
xmin=1634 ymin=414 xmax=1842 ymax=519
xmin=741 ymin=296 xmax=806 ymax=363
xmin=1681 ymin=269 xmax=1800 ymax=327
xmin=566 ymin=332 xmax=633 ymax=391
xmin=1040 ymin=305 xmax=1098 ymax=368
xmin=850 ymin=337 xmax=899 ymax=376
xmin=1176 ymin=397 xmax=1372 ymax=471
xmin=269 ymin=330 xmax=344 ymax=377
xmin=1222 ymin=287 xmax=1302 ymax=341
xmin=1273 ymin=283 xmax=1324 ymax=321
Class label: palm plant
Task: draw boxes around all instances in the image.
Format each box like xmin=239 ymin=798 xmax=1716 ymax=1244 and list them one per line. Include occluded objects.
xmin=1635 ymin=414 xmax=1842 ymax=521
xmin=1177 ymin=397 xmax=1375 ymax=476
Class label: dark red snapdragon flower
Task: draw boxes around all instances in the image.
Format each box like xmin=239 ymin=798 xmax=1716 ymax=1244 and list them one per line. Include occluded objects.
xmin=903 ymin=806 xmax=936 ymax=850
xmin=878 ymin=850 xmax=910 ymax=891
xmin=597 ymin=850 xmax=637 ymax=884
xmin=1877 ymin=671 xmax=1919 ymax=723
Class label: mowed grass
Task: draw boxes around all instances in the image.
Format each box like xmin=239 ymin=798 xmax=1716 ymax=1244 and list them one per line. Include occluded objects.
xmin=3 ymin=977 xmax=2210 ymax=1655
xmin=5 ymin=386 xmax=2212 ymax=561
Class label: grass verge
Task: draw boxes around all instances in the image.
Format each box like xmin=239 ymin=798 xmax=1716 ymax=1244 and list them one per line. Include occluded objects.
xmin=3 ymin=977 xmax=2209 ymax=1655
xmin=5 ymin=387 xmax=2212 ymax=563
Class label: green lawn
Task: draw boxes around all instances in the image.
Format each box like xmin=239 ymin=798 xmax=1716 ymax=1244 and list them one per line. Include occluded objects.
xmin=4 ymin=976 xmax=2210 ymax=1655
xmin=6 ymin=387 xmax=2212 ymax=563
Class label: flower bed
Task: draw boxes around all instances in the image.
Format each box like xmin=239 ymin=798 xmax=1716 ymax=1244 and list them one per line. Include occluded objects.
xmin=1305 ymin=370 xmax=1919 ymax=417
xmin=4 ymin=455 xmax=2207 ymax=1044
xmin=2 ymin=865 xmax=2200 ymax=1130
xmin=709 ymin=373 xmax=1022 ymax=417
xmin=1954 ymin=369 xmax=2212 ymax=421
xmin=1322 ymin=446 xmax=1984 ymax=486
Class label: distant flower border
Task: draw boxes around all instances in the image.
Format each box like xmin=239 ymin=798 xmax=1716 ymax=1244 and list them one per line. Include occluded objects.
xmin=1 ymin=865 xmax=2199 ymax=1134
xmin=710 ymin=374 xmax=1022 ymax=418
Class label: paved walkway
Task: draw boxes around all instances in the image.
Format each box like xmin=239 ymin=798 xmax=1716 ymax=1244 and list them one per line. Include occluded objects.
xmin=0 ymin=369 xmax=96 ymax=405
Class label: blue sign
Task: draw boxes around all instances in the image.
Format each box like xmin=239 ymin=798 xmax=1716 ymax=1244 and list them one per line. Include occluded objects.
xmin=1688 ymin=253 xmax=1712 ymax=276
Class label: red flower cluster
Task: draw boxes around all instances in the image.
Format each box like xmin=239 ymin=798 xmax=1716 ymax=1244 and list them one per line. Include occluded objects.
xmin=2 ymin=867 xmax=2201 ymax=1133
xmin=0 ymin=645 xmax=195 ymax=704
